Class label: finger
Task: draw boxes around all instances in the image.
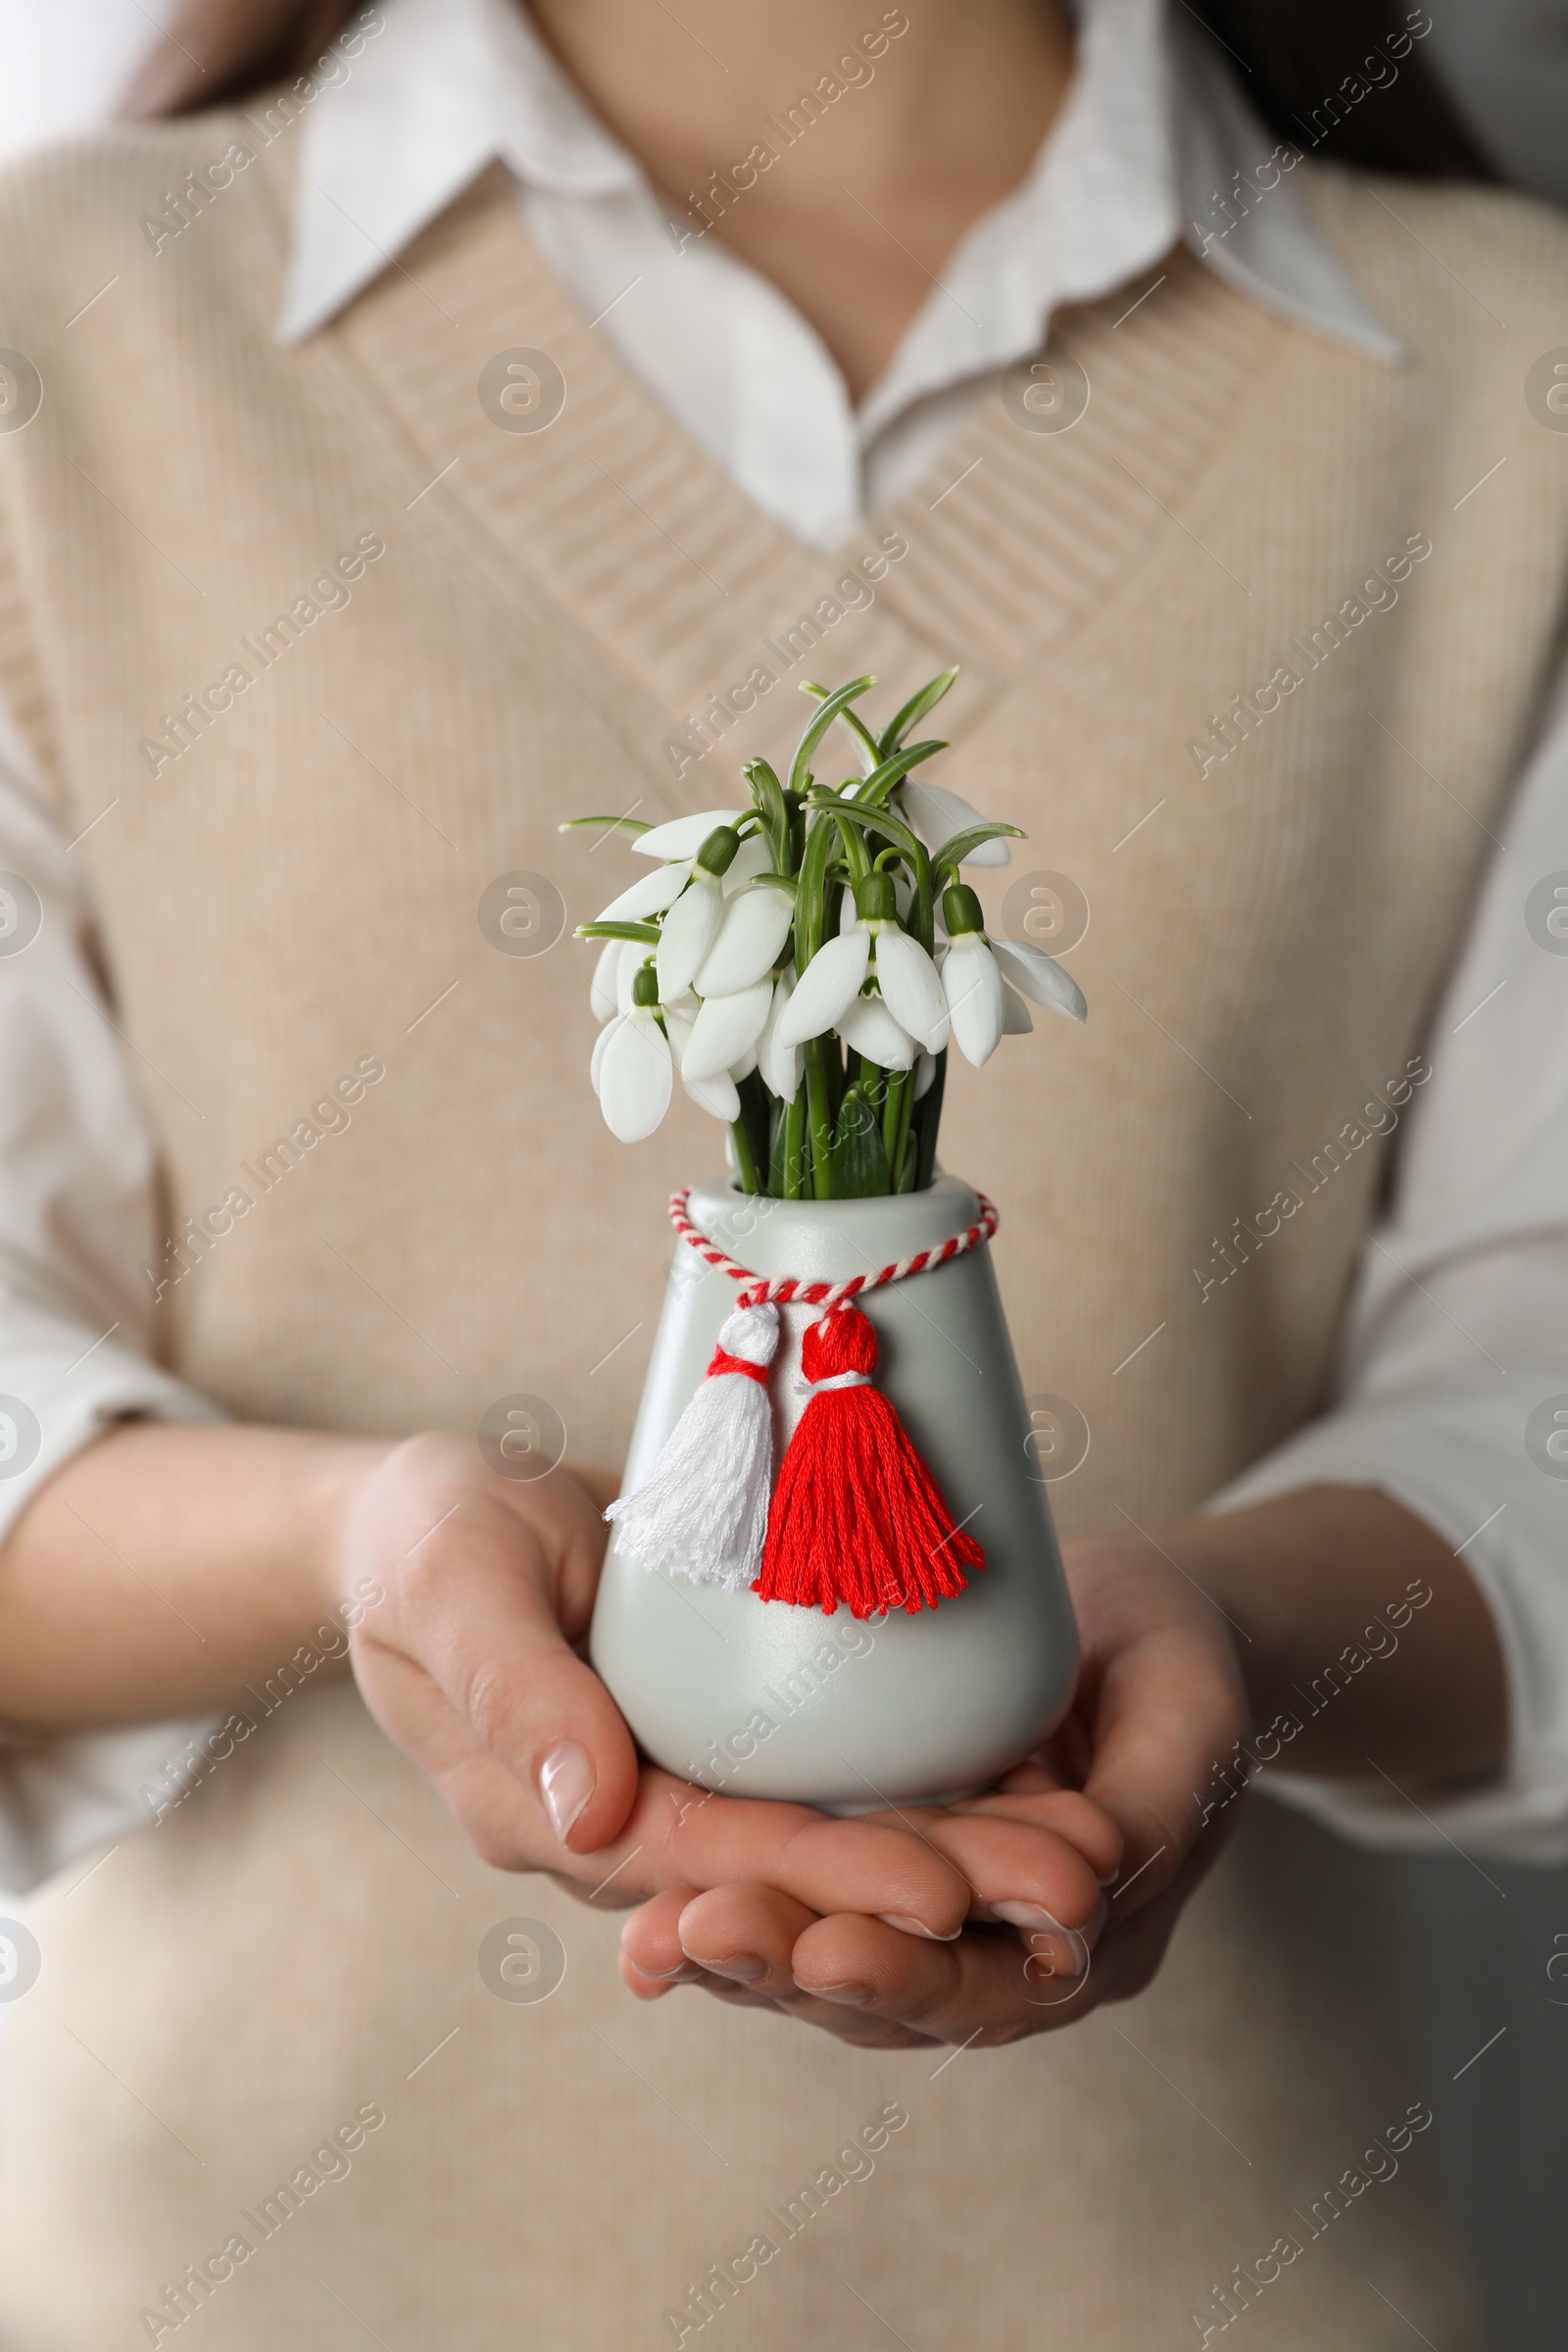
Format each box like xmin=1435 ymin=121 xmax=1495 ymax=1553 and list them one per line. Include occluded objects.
xmin=942 ymin=1787 xmax=1124 ymax=1883
xmin=648 ymin=1784 xmax=974 ymax=1937
xmin=673 ymin=1884 xmax=820 ymax=1996
xmin=365 ymin=1485 xmax=639 ymax=1855
xmin=1080 ymin=1626 xmax=1244 ymax=1918
xmin=901 ymin=1812 xmax=1103 ymax=1975
xmin=618 ymin=1889 xmax=710 ymax=1997
xmin=788 ymin=1913 xmax=1095 ymax=2041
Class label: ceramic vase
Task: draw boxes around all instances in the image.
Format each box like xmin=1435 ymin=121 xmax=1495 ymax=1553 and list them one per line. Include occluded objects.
xmin=589 ymin=1175 xmax=1079 ymax=1812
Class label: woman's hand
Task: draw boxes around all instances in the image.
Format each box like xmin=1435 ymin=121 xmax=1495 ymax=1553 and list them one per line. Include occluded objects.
xmin=342 ymin=1436 xmax=1117 ymax=1936
xmin=617 ymin=1532 xmax=1249 ymax=2048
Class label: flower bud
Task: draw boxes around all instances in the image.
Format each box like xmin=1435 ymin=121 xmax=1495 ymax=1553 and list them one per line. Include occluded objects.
xmin=942 ymin=882 xmax=985 ymax=936
xmin=855 ymin=871 xmax=898 ymax=923
xmin=696 ymin=826 xmax=741 ymax=877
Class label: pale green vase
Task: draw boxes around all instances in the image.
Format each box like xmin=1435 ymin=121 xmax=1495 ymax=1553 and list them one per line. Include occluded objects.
xmin=589 ymin=1175 xmax=1079 ymax=1811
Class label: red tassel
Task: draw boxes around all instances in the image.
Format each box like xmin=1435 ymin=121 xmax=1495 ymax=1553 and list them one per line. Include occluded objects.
xmin=754 ymin=1304 xmax=985 ymax=1617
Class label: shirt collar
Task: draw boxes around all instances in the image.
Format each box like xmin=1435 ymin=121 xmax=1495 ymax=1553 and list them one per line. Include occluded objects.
xmin=277 ymin=0 xmax=1401 ymax=370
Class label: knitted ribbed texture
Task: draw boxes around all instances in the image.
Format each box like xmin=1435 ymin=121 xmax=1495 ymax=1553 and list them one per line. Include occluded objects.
xmin=0 ymin=98 xmax=1563 ymax=2349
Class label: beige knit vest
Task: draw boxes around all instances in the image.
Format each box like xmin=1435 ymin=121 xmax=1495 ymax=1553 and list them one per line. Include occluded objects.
xmin=0 ymin=101 xmax=1565 ymax=2349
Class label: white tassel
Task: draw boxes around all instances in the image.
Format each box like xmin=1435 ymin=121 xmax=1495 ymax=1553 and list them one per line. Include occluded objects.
xmin=606 ymin=1301 xmax=779 ymax=1589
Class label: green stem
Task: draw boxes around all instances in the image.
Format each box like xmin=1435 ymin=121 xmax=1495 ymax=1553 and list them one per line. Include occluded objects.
xmin=782 ymin=1091 xmax=808 ymax=1200
xmin=892 ymin=1068 xmax=916 ymax=1190
xmin=804 ymin=1039 xmax=835 ymax=1199
xmin=881 ymin=1066 xmax=906 ymax=1172
xmin=912 ymin=1050 xmax=948 ymax=1190
xmin=729 ymin=1113 xmax=760 ymax=1195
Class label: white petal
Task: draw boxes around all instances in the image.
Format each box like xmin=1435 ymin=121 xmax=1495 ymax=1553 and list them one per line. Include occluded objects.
xmin=942 ymin=934 xmax=1005 ymax=1065
xmin=681 ymin=977 xmax=773 ymax=1082
xmin=758 ymin=970 xmax=803 ymax=1102
xmin=594 ymin=859 xmax=692 ymax=924
xmin=632 ymin=808 xmax=743 ymax=858
xmin=839 ymin=993 xmax=917 ymax=1071
xmin=683 ymin=1064 xmax=740 ymax=1121
xmin=872 ymin=925 xmax=950 ymax=1054
xmin=838 ymin=888 xmax=858 ymax=936
xmin=599 ymin=1007 xmax=673 ymax=1141
xmin=656 ymin=874 xmax=724 ymax=999
xmin=1000 ymin=979 xmax=1034 ymax=1035
xmin=774 ymin=928 xmax=870 ymax=1048
xmin=721 ymin=834 xmax=772 ymax=893
xmin=991 ymin=936 xmax=1088 ymax=1022
xmin=616 ymin=949 xmax=644 ymax=1015
xmin=590 ymin=1010 xmax=621 ymax=1095
xmin=900 ymin=777 xmax=1010 ymax=867
xmin=695 ymin=886 xmax=795 ymax=998
xmin=590 ymin=939 xmax=627 ymax=1023
xmin=913 ymin=1049 xmax=939 ymax=1100
xmin=730 ymin=1045 xmax=759 ymax=1081
xmin=662 ymin=1005 xmax=695 ymax=1068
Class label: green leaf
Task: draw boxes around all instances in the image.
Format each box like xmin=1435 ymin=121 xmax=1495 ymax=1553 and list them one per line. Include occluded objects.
xmin=854 ymin=740 xmax=947 ymax=809
xmin=829 ymin=1083 xmax=892 ymax=1199
xmin=574 ymin=919 xmax=661 ymax=945
xmin=743 ymin=759 xmax=792 ymax=870
xmin=802 ymin=679 xmax=880 ymax=775
xmin=789 ymin=675 xmax=876 ymax=798
xmin=559 ymin=815 xmax=653 ymax=837
xmin=821 ymin=798 xmax=925 ymax=867
xmin=878 ymin=667 xmax=958 ymax=759
xmin=928 ymin=821 xmax=1026 ymax=877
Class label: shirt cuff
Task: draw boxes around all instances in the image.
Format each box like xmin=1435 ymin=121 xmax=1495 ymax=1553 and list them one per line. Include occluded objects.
xmin=0 ymin=1299 xmax=226 ymax=1543
xmin=0 ymin=1714 xmax=225 ymax=1896
xmin=1206 ymin=1386 xmax=1568 ymax=1864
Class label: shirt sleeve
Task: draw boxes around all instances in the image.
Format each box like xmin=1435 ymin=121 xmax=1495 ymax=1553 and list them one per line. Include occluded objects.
xmin=1208 ymin=667 xmax=1568 ymax=1862
xmin=0 ymin=695 xmax=223 ymax=1896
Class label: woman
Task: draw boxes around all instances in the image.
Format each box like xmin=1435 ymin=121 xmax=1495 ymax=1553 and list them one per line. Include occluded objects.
xmin=0 ymin=0 xmax=1560 ymax=2342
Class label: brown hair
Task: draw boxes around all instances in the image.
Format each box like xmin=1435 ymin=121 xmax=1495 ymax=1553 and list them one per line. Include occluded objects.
xmin=123 ymin=0 xmax=1495 ymax=180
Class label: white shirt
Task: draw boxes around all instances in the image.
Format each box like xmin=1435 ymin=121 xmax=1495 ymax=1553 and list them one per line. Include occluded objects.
xmin=1 ymin=0 xmax=1566 ymax=1886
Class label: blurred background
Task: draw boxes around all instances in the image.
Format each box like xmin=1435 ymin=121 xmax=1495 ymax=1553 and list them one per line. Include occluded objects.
xmin=0 ymin=1 xmax=1563 ymax=2343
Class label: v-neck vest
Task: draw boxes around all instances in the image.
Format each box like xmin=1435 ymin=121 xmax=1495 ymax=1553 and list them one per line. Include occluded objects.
xmin=1 ymin=103 xmax=1566 ymax=2348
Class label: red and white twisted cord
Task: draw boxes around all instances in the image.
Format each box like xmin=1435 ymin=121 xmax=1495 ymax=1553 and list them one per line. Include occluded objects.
xmin=667 ymin=1187 xmax=999 ymax=1313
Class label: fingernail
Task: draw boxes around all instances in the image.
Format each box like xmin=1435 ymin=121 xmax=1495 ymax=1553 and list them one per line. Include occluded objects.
xmin=802 ymin=1980 xmax=876 ymax=2004
xmin=686 ymin=1952 xmax=768 ymax=1983
xmin=992 ymin=1901 xmax=1075 ymax=1934
xmin=644 ymin=1961 xmax=705 ymax=1982
xmin=537 ymin=1741 xmax=594 ymax=1843
xmin=1098 ymin=1867 xmax=1121 ymax=1887
xmin=877 ymin=1913 xmax=962 ymax=1941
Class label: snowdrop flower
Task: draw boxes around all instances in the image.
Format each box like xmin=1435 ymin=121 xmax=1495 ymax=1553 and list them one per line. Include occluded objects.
xmin=900 ymin=778 xmax=1010 ymax=868
xmin=680 ymin=975 xmax=774 ymax=1084
xmin=776 ymin=873 xmax=949 ymax=1055
xmin=721 ymin=834 xmax=773 ymax=892
xmin=757 ymin=968 xmax=803 ymax=1102
xmin=663 ymin=1004 xmax=742 ymax=1122
xmin=1000 ymin=979 xmax=1033 ymax=1034
xmin=938 ymin=883 xmax=1086 ymax=1066
xmin=693 ymin=880 xmax=795 ymax=999
xmin=839 ymin=992 xmax=917 ymax=1070
xmin=590 ymin=937 xmax=629 ymax=1023
xmin=593 ymin=860 xmax=692 ymax=925
xmin=990 ymin=931 xmax=1088 ymax=1023
xmin=593 ymin=963 xmax=673 ymax=1142
xmin=656 ymin=825 xmax=741 ymax=1000
xmin=632 ymin=808 xmax=743 ymax=859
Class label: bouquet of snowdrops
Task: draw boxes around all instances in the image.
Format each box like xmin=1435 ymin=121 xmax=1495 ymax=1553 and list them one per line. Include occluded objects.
xmin=568 ymin=670 xmax=1085 ymax=1198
